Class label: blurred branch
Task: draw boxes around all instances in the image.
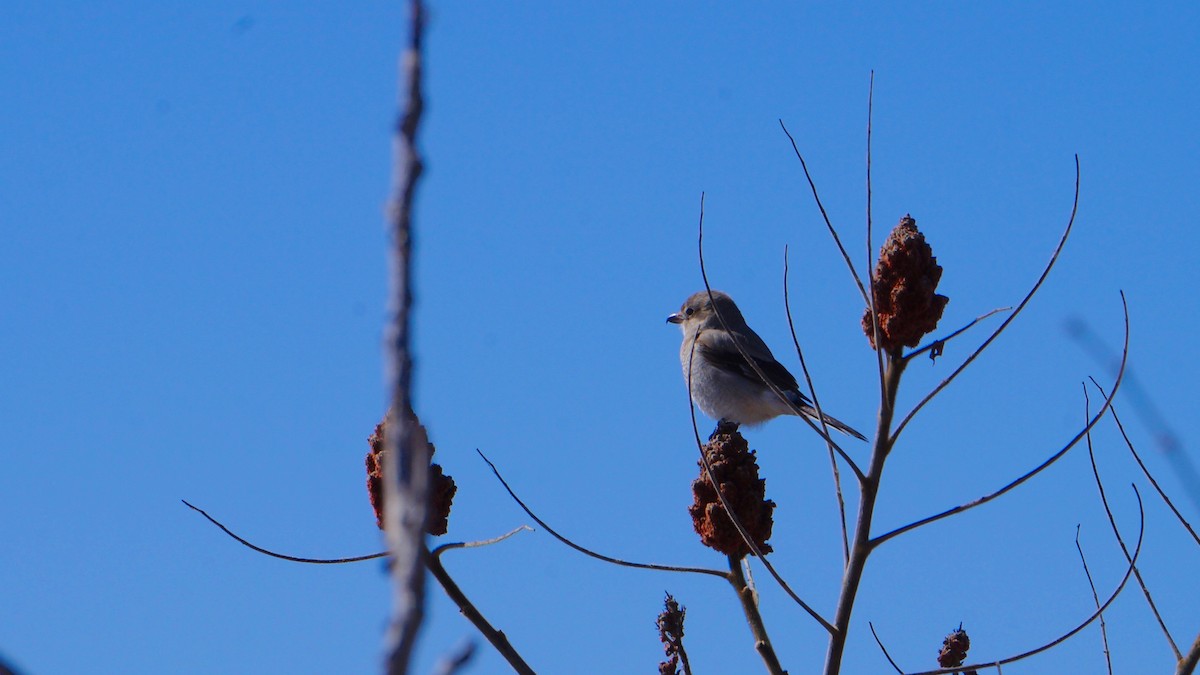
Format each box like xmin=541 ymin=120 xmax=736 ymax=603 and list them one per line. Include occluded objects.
xmin=904 ymin=485 xmax=1145 ymax=675
xmin=1084 ymin=387 xmax=1180 ymax=660
xmin=892 ymin=156 xmax=1081 ymax=444
xmin=431 ymin=641 xmax=476 ymax=675
xmin=383 ymin=0 xmax=430 ymax=671
xmin=1075 ymin=525 xmax=1113 ymax=675
xmin=478 ymin=450 xmax=728 ymax=579
xmin=871 ymin=292 xmax=1128 ymax=549
xmin=1069 ymin=319 xmax=1200 ymax=511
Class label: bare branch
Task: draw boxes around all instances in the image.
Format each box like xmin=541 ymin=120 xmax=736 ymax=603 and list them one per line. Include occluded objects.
xmin=1084 ymin=387 xmax=1180 ymax=659
xmin=1090 ymin=377 xmax=1200 ymax=548
xmin=428 ymin=543 xmax=536 ymax=675
xmin=430 ymin=526 xmax=532 ymax=557
xmin=1075 ymin=525 xmax=1113 ymax=675
xmin=778 ymin=119 xmax=870 ymax=306
xmin=727 ymin=555 xmax=787 ymax=675
xmin=905 ymin=485 xmax=1146 ymax=675
xmin=784 ymin=246 xmax=850 ymax=563
xmin=904 ymin=307 xmax=1012 ymax=362
xmin=476 ymin=450 xmax=727 ymax=579
xmin=870 ymin=291 xmax=1127 ymax=549
xmin=892 ymin=156 xmax=1081 ymax=443
xmin=1178 ymin=634 xmax=1200 ymax=675
xmin=182 ymin=499 xmax=387 ymax=564
xmin=864 ymin=70 xmax=888 ymax=400
xmin=868 ymin=622 xmax=905 ymax=674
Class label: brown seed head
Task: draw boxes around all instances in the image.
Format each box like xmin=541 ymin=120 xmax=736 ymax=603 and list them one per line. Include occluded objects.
xmin=864 ymin=214 xmax=949 ymax=352
xmin=656 ymin=592 xmax=687 ymax=675
xmin=688 ymin=428 xmax=774 ymax=557
xmin=366 ymin=414 xmax=457 ymax=535
xmin=937 ymin=625 xmax=971 ymax=668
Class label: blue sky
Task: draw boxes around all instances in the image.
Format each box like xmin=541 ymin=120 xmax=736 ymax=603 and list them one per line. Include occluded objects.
xmin=3 ymin=3 xmax=1199 ymax=673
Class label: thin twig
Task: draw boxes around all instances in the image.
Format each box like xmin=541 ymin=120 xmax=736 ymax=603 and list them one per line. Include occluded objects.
xmin=430 ymin=526 xmax=532 ymax=557
xmin=383 ymin=1 xmax=430 ymax=671
xmin=727 ymin=555 xmax=787 ymax=675
xmin=1075 ymin=525 xmax=1113 ymax=675
xmin=904 ymin=307 xmax=1012 ymax=362
xmin=870 ymin=292 xmax=1128 ymax=549
xmin=868 ymin=621 xmax=904 ymax=674
xmin=686 ymin=335 xmax=836 ymax=633
xmin=1084 ymin=387 xmax=1180 ymax=660
xmin=779 ymin=119 xmax=870 ymax=306
xmin=905 ymin=486 xmax=1145 ymax=675
xmin=1090 ymin=377 xmax=1200 ymax=547
xmin=477 ymin=450 xmax=728 ymax=579
xmin=182 ymin=500 xmax=387 ymax=563
xmin=892 ymin=156 xmax=1081 ymax=444
xmin=696 ymin=194 xmax=866 ymax=482
xmin=784 ymin=246 xmax=850 ymax=564
xmin=864 ymin=70 xmax=888 ymax=403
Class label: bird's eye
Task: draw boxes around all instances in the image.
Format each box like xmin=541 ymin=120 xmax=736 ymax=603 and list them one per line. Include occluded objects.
xmin=685 ymin=307 xmax=695 ymax=316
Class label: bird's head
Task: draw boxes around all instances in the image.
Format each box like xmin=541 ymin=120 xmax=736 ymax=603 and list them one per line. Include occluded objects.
xmin=666 ymin=290 xmax=745 ymax=332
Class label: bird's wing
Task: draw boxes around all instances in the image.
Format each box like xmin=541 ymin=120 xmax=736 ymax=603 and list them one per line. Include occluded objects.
xmin=696 ymin=329 xmax=800 ymax=393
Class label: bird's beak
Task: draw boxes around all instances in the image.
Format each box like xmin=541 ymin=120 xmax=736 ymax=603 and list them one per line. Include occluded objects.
xmin=666 ymin=313 xmax=683 ymax=324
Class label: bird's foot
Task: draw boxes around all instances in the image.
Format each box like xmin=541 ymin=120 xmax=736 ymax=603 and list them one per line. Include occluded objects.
xmin=709 ymin=419 xmax=740 ymax=440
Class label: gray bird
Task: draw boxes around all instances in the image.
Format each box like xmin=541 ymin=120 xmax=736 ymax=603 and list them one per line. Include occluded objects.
xmin=667 ymin=290 xmax=866 ymax=440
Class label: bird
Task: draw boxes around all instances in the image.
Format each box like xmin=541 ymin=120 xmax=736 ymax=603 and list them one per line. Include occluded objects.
xmin=667 ymin=290 xmax=866 ymax=441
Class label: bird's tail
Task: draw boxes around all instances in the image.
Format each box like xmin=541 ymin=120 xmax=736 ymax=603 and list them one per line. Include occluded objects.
xmin=792 ymin=399 xmax=868 ymax=442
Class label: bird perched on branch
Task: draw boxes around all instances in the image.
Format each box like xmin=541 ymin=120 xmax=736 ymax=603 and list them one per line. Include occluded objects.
xmin=667 ymin=290 xmax=866 ymax=441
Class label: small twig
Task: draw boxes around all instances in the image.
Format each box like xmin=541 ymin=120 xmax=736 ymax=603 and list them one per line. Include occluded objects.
xmin=430 ymin=526 xmax=532 ymax=557
xmin=864 ymin=70 xmax=888 ymax=402
xmin=697 ymin=194 xmax=866 ymax=483
xmin=871 ymin=292 xmax=1128 ymax=549
xmin=868 ymin=621 xmax=904 ymax=674
xmin=778 ymin=119 xmax=870 ymax=307
xmin=477 ymin=450 xmax=727 ymax=579
xmin=892 ymin=156 xmax=1081 ymax=444
xmin=1084 ymin=387 xmax=1180 ymax=660
xmin=727 ymin=555 xmax=787 ymax=675
xmin=905 ymin=486 xmax=1145 ymax=675
xmin=1075 ymin=525 xmax=1113 ymax=675
xmin=904 ymin=307 xmax=1012 ymax=362
xmin=784 ymin=246 xmax=850 ymax=564
xmin=686 ymin=336 xmax=836 ymax=634
xmin=1090 ymin=377 xmax=1200 ymax=547
xmin=182 ymin=500 xmax=387 ymax=564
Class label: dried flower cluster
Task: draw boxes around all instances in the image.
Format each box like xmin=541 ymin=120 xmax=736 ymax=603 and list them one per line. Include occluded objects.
xmin=863 ymin=214 xmax=949 ymax=352
xmin=689 ymin=427 xmax=774 ymax=557
xmin=656 ymin=593 xmax=688 ymax=675
xmin=937 ymin=625 xmax=976 ymax=673
xmin=366 ymin=415 xmax=456 ymax=535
